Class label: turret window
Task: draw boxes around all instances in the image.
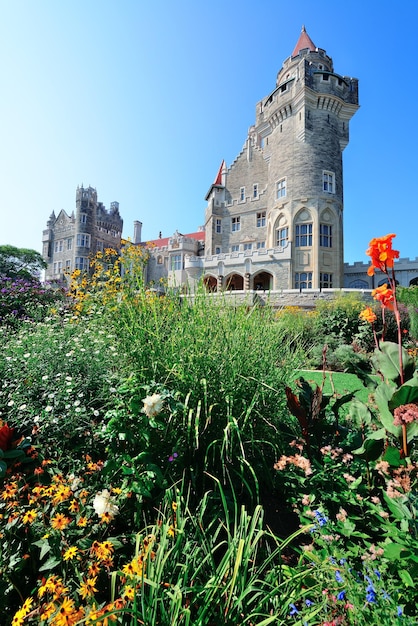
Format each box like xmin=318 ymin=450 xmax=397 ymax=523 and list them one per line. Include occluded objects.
xmin=171 ymin=254 xmax=182 ymax=271
xmin=276 ymin=178 xmax=286 ymax=199
xmin=232 ymin=217 xmax=241 ymax=232
xmin=320 ymin=224 xmax=332 ymax=247
xmin=295 ymin=272 xmax=312 ymax=289
xmin=276 ymin=227 xmax=289 ymax=248
xmin=295 ymin=223 xmax=312 ymax=247
xmin=216 ymin=219 xmax=222 ymax=233
xmin=75 ymin=257 xmax=89 ymax=271
xmin=323 ymin=171 xmax=335 ymax=193
xmin=77 ymin=234 xmax=91 ymax=248
xmin=320 ymin=273 xmax=333 ymax=288
xmin=80 ymin=213 xmax=87 ymax=224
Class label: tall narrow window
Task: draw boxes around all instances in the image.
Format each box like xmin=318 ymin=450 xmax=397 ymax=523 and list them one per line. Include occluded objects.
xmin=320 ymin=224 xmax=332 ymax=247
xmin=215 ymin=246 xmax=221 ymax=254
xmin=80 ymin=213 xmax=87 ymax=224
xmin=295 ymin=223 xmax=312 ymax=247
xmin=323 ymin=171 xmax=335 ymax=193
xmin=231 ymin=217 xmax=241 ymax=232
xmin=276 ymin=178 xmax=286 ymax=199
xmin=253 ymin=184 xmax=258 ymax=198
xmin=240 ymin=187 xmax=245 ymax=202
xmin=216 ymin=219 xmax=222 ymax=234
xmin=276 ymin=226 xmax=289 ymax=247
xmin=295 ymin=272 xmax=312 ymax=289
xmin=257 ymin=241 xmax=265 ymax=249
xmin=256 ymin=211 xmax=266 ymax=227
xmin=171 ymin=254 xmax=182 ymax=271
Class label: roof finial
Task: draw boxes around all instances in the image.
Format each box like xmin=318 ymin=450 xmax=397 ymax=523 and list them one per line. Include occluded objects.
xmin=302 ymin=24 xmax=306 ymax=32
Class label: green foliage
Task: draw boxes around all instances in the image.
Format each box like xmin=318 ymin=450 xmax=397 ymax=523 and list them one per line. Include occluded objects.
xmin=0 ymin=244 xmax=46 ymax=280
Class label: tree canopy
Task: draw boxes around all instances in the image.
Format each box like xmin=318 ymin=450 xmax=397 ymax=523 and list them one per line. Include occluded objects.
xmin=0 ymin=245 xmax=46 ymax=280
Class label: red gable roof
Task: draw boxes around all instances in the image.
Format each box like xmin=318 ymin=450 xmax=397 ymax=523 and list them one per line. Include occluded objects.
xmin=292 ymin=25 xmax=316 ymax=58
xmin=142 ymin=230 xmax=205 ymax=249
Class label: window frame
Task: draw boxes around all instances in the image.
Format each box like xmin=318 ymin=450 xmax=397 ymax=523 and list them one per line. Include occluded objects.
xmin=256 ymin=211 xmax=266 ymax=228
xmin=323 ymin=171 xmax=335 ymax=194
xmin=231 ymin=216 xmax=241 ymax=232
xmin=295 ymin=223 xmax=312 ymax=247
xmin=215 ymin=219 xmax=222 ymax=234
xmin=320 ymin=224 xmax=332 ymax=247
xmin=320 ymin=272 xmax=333 ymax=289
xmin=295 ymin=272 xmax=313 ymax=289
xmin=76 ymin=233 xmax=91 ymax=248
xmin=239 ymin=187 xmax=245 ymax=202
xmin=276 ymin=178 xmax=286 ymax=199
xmin=276 ymin=226 xmax=289 ymax=248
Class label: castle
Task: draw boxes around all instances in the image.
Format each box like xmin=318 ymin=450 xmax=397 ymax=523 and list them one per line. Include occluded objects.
xmin=42 ymin=27 xmax=418 ymax=292
xmin=42 ymin=186 xmax=123 ymax=282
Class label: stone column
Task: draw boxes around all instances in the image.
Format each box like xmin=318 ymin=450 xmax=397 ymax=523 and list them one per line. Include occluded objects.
xmin=244 ymin=272 xmax=251 ymax=290
xmin=217 ymin=275 xmax=223 ymax=292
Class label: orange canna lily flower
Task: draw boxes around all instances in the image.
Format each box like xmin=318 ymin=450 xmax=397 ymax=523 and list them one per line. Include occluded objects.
xmin=371 ymin=284 xmax=394 ymax=309
xmin=366 ymin=234 xmax=399 ymax=276
xmin=359 ymin=306 xmax=377 ymax=324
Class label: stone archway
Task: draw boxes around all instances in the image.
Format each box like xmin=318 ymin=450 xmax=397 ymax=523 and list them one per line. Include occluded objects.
xmin=225 ymin=273 xmax=244 ymax=291
xmin=409 ymin=276 xmax=418 ymax=287
xmin=203 ymin=275 xmax=217 ymax=292
xmin=252 ymin=271 xmax=273 ymax=291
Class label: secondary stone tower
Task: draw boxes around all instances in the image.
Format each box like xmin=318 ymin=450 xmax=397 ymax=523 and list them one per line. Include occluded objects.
xmin=200 ymin=26 xmax=359 ymax=291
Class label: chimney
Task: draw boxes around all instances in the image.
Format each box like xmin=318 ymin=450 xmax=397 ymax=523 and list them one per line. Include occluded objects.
xmin=133 ymin=220 xmax=142 ymax=244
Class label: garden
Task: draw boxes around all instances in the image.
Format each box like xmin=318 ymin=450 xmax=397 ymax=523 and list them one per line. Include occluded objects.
xmin=1 ymin=235 xmax=417 ymax=625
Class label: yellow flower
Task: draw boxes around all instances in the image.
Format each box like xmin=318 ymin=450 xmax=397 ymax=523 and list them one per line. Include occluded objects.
xmin=63 ymin=546 xmax=78 ymax=561
xmin=79 ymin=576 xmax=98 ymax=599
xmin=51 ymin=513 xmax=71 ymax=530
xmin=22 ymin=509 xmax=37 ymax=524
xmin=77 ymin=516 xmax=88 ymax=527
xmin=122 ymin=585 xmax=135 ymax=602
xmin=40 ymin=601 xmax=56 ymax=620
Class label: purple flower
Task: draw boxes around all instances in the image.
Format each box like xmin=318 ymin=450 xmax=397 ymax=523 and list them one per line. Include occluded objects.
xmin=305 ymin=598 xmax=314 ymax=607
xmin=168 ymin=452 xmax=178 ymax=462
xmin=397 ymin=606 xmax=403 ymax=616
xmin=335 ymin=570 xmax=344 ymax=583
xmin=337 ymin=590 xmax=346 ymax=601
xmin=289 ymin=603 xmax=299 ymax=616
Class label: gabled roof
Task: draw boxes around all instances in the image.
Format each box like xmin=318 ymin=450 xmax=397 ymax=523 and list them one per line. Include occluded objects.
xmin=141 ymin=230 xmax=205 ymax=249
xmin=291 ymin=25 xmax=316 ymax=58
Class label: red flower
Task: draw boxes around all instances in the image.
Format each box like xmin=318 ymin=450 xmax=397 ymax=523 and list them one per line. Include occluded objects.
xmin=366 ymin=234 xmax=399 ymax=276
xmin=0 ymin=423 xmax=15 ymax=451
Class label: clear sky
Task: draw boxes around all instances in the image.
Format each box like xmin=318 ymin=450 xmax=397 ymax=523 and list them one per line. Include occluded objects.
xmin=1 ymin=0 xmax=417 ymax=264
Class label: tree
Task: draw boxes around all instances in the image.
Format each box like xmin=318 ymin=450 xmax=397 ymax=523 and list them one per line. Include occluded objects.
xmin=0 ymin=245 xmax=46 ymax=280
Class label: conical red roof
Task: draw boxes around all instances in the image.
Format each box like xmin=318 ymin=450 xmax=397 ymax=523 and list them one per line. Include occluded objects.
xmin=291 ymin=25 xmax=316 ymax=58
xmin=213 ymin=160 xmax=225 ymax=186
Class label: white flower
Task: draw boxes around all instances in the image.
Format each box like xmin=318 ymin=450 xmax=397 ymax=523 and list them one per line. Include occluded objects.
xmin=142 ymin=393 xmax=164 ymax=418
xmin=7 ymin=400 xmax=14 ymax=407
xmin=42 ymin=375 xmax=49 ymax=381
xmin=93 ymin=489 xmax=119 ymax=519
xmin=23 ymin=353 xmax=30 ymax=358
xmin=19 ymin=404 xmax=27 ymax=411
xmin=45 ymin=406 xmax=53 ymax=412
xmin=34 ymin=415 xmax=40 ymax=424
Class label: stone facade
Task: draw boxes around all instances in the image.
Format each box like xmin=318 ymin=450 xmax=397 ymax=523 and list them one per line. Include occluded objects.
xmin=42 ymin=186 xmax=123 ymax=283
xmin=344 ymin=258 xmax=418 ymax=289
xmin=143 ymin=26 xmax=360 ymax=292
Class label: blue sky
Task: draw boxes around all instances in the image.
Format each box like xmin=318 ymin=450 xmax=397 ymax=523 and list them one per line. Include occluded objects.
xmin=1 ymin=0 xmax=417 ymax=264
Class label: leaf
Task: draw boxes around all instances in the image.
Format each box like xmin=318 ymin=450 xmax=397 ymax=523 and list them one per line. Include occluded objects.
xmin=389 ymin=376 xmax=418 ymax=411
xmin=383 ymin=542 xmax=408 ymax=560
xmin=374 ymin=382 xmax=401 ymax=436
xmin=0 ymin=460 xmax=6 ymax=478
xmin=383 ymin=492 xmax=412 ymax=520
xmin=382 ymin=446 xmax=402 ymax=467
xmin=40 ymin=541 xmax=51 ymax=560
xmin=348 ymin=399 xmax=372 ymax=427
xmin=399 ymin=570 xmax=414 ymax=587
xmin=372 ymin=342 xmax=414 ymax=382
xmin=39 ymin=556 xmax=61 ymax=572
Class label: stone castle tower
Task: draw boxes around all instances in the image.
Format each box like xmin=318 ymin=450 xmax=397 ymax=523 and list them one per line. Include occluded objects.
xmin=42 ymin=186 xmax=123 ymax=282
xmin=198 ymin=26 xmax=359 ymax=291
